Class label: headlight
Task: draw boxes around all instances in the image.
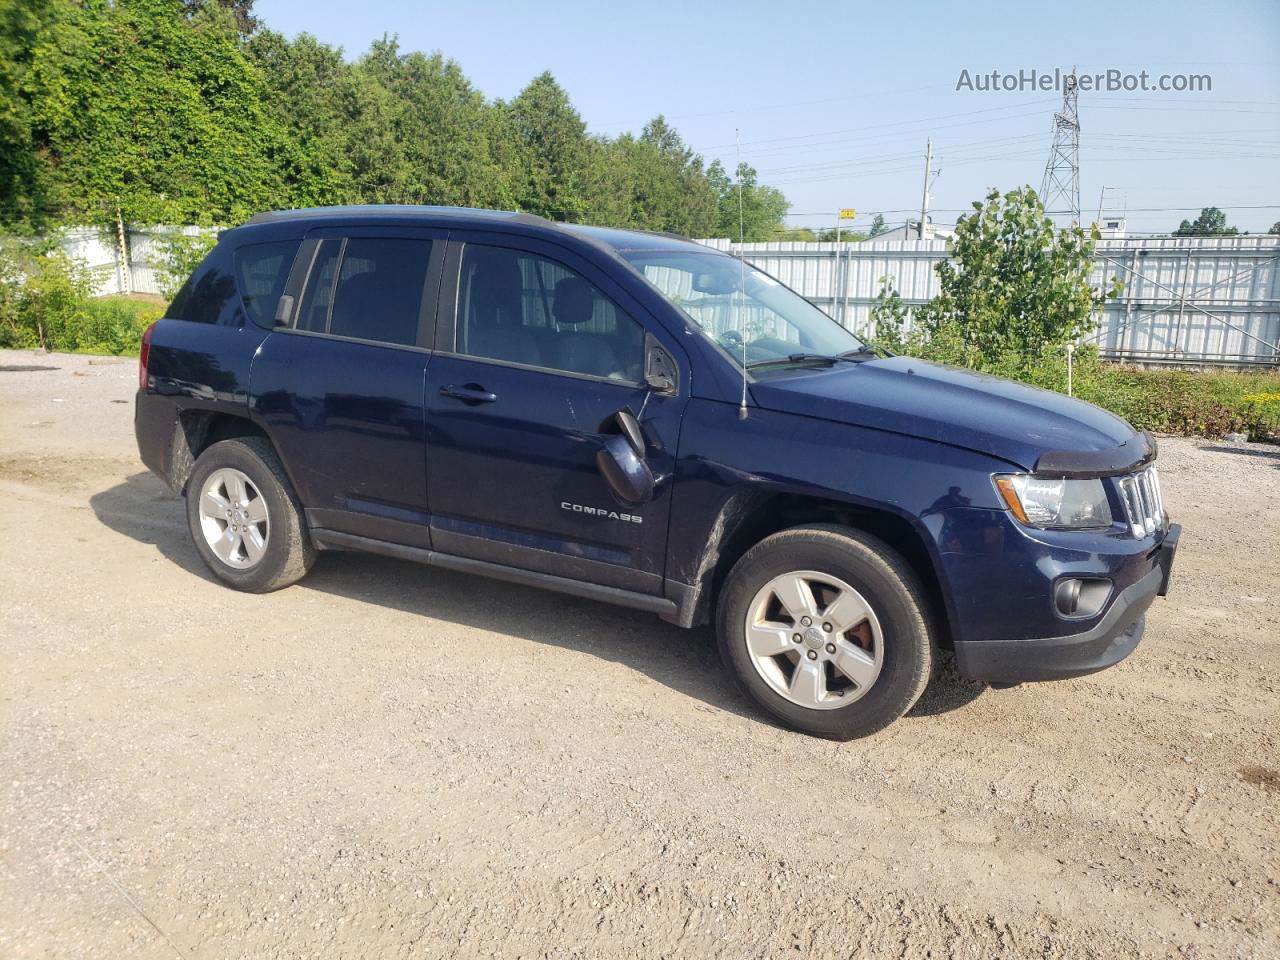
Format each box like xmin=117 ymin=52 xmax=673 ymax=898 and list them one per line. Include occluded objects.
xmin=993 ymin=474 xmax=1112 ymax=529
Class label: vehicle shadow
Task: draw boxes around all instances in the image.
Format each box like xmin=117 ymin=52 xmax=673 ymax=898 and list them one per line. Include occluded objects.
xmin=90 ymin=471 xmax=982 ymax=729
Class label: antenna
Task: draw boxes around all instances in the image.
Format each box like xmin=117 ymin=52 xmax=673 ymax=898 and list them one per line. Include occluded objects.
xmin=1039 ymin=68 xmax=1082 ymax=223
xmin=735 ymin=128 xmax=749 ymax=420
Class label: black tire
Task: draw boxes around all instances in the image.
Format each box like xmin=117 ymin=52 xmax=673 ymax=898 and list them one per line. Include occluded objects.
xmin=185 ymin=437 xmax=315 ymax=593
xmin=716 ymin=524 xmax=934 ymax=740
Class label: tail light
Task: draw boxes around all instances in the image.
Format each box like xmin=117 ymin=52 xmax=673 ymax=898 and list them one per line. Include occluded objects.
xmin=138 ymin=321 xmax=157 ymax=391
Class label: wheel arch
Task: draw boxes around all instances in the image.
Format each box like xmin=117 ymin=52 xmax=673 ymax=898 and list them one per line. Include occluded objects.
xmin=672 ymin=490 xmax=955 ymax=647
xmin=168 ymin=409 xmax=277 ymax=494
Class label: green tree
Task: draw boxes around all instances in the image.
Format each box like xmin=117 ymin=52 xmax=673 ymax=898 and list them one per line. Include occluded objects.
xmin=818 ymin=227 xmax=867 ymax=242
xmin=868 ymin=213 xmax=889 ymax=238
xmin=1173 ymin=206 xmax=1239 ymax=237
xmin=867 ymin=275 xmax=914 ymax=354
xmin=183 ymin=0 xmax=257 ymax=35
xmin=2 ymin=4 xmax=793 ymax=236
xmin=503 ymin=71 xmax=594 ymax=222
xmin=1268 ymin=221 xmax=1280 ymax=235
xmin=774 ymin=227 xmax=818 ymax=241
xmin=24 ymin=0 xmax=288 ymax=225
xmin=0 ymin=0 xmax=58 ymax=228
xmin=915 ymin=186 xmax=1119 ymax=372
xmin=588 ymin=117 xmax=718 ymax=235
xmin=707 ymin=160 xmax=789 ymax=241
xmin=248 ymin=30 xmax=355 ymax=208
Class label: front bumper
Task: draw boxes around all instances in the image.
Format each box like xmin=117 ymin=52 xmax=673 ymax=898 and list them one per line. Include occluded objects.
xmin=954 ymin=523 xmax=1179 ymax=683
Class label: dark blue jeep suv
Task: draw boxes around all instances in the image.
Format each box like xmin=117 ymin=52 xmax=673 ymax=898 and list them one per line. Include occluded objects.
xmin=135 ymin=205 xmax=1179 ymax=738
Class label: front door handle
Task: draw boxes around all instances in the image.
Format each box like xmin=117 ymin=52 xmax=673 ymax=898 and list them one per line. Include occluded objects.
xmin=440 ymin=383 xmax=497 ymax=405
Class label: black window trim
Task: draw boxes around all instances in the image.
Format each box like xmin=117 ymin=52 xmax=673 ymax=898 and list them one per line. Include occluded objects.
xmin=438 ymin=234 xmax=679 ymax=391
xmin=275 ymin=228 xmax=447 ymax=352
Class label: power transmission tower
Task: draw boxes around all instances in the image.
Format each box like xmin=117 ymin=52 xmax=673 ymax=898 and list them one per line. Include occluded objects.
xmin=1039 ymin=69 xmax=1081 ymax=222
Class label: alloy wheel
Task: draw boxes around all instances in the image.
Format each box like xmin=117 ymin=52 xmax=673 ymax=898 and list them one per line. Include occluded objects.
xmin=744 ymin=569 xmax=884 ymax=710
xmin=197 ymin=467 xmax=270 ymax=569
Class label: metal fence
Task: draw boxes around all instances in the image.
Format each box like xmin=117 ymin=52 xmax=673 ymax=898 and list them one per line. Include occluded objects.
xmin=697 ymin=235 xmax=1280 ymax=367
xmin=59 ymin=225 xmax=213 ymax=298
xmin=60 ymin=225 xmax=1280 ymax=367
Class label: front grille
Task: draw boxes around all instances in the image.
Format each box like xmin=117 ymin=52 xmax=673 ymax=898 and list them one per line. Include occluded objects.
xmin=1117 ymin=466 xmax=1164 ymax=538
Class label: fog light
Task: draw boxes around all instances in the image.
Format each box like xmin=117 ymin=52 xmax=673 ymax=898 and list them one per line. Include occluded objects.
xmin=1054 ymin=578 xmax=1111 ymax=619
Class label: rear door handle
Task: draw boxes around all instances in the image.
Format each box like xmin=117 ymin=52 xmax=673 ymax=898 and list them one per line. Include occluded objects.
xmin=440 ymin=383 xmax=497 ymax=405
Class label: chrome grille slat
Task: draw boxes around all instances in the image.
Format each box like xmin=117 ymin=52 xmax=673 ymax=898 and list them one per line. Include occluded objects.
xmin=1118 ymin=465 xmax=1163 ymax=539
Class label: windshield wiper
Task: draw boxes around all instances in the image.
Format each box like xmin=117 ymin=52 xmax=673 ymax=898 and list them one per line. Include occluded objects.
xmin=746 ymin=350 xmax=875 ymax=371
xmin=838 ymin=346 xmax=881 ymax=359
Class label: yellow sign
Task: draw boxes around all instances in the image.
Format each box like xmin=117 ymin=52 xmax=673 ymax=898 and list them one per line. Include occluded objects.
xmin=839 ymin=208 xmax=857 ymax=220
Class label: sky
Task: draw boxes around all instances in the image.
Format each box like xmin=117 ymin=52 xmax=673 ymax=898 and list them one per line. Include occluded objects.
xmin=254 ymin=0 xmax=1280 ymax=235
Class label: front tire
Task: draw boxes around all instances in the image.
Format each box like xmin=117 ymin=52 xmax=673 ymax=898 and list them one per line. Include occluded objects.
xmin=716 ymin=524 xmax=934 ymax=740
xmin=185 ymin=437 xmax=315 ymax=593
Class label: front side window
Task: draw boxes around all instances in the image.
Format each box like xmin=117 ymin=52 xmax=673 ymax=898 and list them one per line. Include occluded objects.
xmin=456 ymin=244 xmax=645 ymax=382
xmin=295 ymin=237 xmax=432 ymax=347
xmin=620 ymin=250 xmax=868 ymax=369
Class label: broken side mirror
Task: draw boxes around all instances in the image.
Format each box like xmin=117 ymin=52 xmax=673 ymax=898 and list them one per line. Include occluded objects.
xmin=596 ymin=432 xmax=654 ymax=506
xmin=644 ymin=333 xmax=678 ymax=396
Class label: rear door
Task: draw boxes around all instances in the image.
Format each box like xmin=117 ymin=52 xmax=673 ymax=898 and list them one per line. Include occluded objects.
xmin=251 ymin=226 xmax=445 ymax=548
xmin=423 ymin=232 xmax=687 ymax=594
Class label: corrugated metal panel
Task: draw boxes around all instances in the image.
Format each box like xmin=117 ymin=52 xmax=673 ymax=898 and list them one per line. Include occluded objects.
xmin=697 ymin=235 xmax=1280 ymax=365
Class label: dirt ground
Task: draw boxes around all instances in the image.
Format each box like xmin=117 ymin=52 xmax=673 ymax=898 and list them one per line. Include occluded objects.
xmin=1 ymin=348 xmax=1277 ymax=959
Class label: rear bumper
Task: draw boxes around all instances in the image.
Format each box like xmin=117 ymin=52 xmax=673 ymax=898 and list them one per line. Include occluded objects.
xmin=953 ymin=524 xmax=1179 ymax=683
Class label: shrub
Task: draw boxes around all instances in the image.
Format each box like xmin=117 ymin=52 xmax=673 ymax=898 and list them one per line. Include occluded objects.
xmin=150 ymin=229 xmax=218 ymax=298
xmin=915 ymin=187 xmax=1121 ymax=377
xmin=977 ymin=346 xmax=1280 ymax=440
xmin=0 ymin=234 xmax=160 ymax=355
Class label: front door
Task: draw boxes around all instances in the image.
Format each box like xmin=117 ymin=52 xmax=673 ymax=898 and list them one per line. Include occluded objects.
xmin=423 ymin=234 xmax=686 ymax=594
xmin=251 ymin=228 xmax=445 ymax=548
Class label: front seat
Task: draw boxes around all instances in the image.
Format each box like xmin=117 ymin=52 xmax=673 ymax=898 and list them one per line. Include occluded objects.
xmin=552 ymin=277 xmax=620 ymax=378
xmin=464 ymin=252 xmax=541 ymax=366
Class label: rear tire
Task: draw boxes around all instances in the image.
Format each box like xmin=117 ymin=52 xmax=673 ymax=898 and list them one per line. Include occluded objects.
xmin=185 ymin=437 xmax=315 ymax=593
xmin=716 ymin=524 xmax=933 ymax=740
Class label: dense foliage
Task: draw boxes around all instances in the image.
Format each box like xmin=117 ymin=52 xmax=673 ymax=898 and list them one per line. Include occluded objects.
xmin=0 ymin=0 xmax=786 ymax=237
xmin=0 ymin=237 xmax=162 ymax=353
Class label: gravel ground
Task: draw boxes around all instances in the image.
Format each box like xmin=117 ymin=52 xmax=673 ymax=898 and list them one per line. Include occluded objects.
xmin=1 ymin=348 xmax=1277 ymax=959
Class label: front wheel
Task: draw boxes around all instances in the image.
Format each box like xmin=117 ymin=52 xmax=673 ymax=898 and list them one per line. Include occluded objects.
xmin=716 ymin=524 xmax=934 ymax=740
xmin=185 ymin=437 xmax=315 ymax=593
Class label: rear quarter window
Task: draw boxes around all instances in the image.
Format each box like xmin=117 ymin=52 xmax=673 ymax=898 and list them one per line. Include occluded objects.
xmin=165 ymin=244 xmax=237 ymax=324
xmin=234 ymin=241 xmax=301 ymax=328
xmin=166 ymin=239 xmax=300 ymax=327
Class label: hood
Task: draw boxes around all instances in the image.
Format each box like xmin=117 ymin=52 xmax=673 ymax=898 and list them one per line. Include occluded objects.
xmin=748 ymin=356 xmax=1138 ymax=471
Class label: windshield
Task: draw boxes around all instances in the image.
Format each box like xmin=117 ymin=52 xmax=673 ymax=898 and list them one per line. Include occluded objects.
xmin=619 ymin=249 xmax=868 ymax=368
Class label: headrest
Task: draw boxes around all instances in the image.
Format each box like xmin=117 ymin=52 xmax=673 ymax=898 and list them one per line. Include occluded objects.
xmin=467 ymin=251 xmax=524 ymax=323
xmin=553 ymin=277 xmax=594 ymax=326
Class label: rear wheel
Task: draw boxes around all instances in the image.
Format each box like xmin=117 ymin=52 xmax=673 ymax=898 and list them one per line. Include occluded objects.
xmin=717 ymin=524 xmax=933 ymax=739
xmin=185 ymin=437 xmax=314 ymax=592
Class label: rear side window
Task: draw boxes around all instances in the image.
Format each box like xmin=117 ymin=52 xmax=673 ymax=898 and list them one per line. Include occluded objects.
xmin=234 ymin=241 xmax=300 ymax=328
xmin=295 ymin=237 xmax=432 ymax=347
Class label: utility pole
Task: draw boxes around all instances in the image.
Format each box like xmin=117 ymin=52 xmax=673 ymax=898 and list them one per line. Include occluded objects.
xmin=917 ymin=137 xmax=933 ymax=239
xmin=1040 ymin=69 xmax=1082 ymax=223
